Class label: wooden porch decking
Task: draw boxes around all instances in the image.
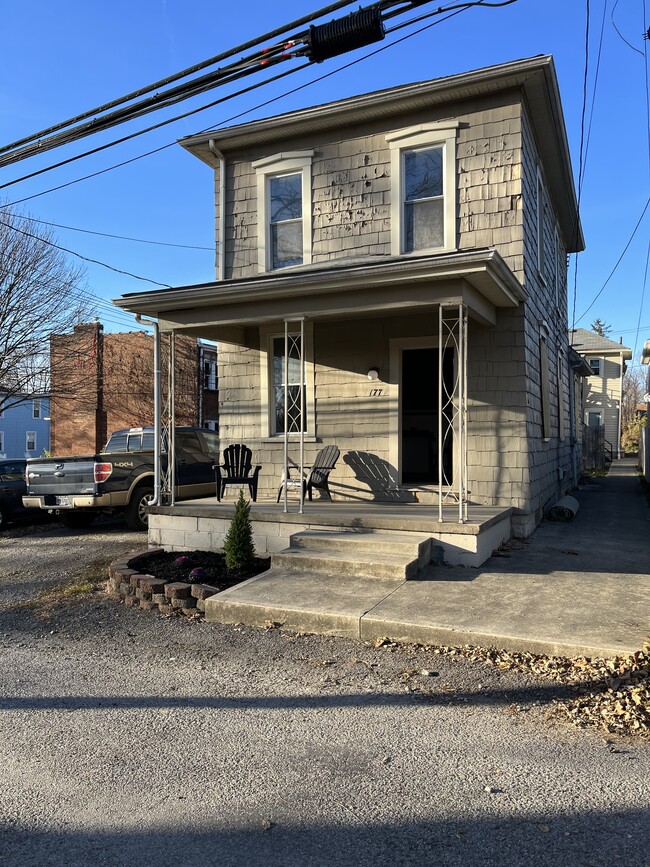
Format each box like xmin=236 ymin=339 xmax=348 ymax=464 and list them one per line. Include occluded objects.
xmin=147 ymin=498 xmax=514 ymax=567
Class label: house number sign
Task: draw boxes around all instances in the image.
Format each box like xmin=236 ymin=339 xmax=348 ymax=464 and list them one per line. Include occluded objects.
xmin=369 ymin=388 xmax=384 ymax=397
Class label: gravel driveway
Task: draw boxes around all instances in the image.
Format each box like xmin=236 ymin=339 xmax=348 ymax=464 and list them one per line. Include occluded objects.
xmin=1 ymin=521 xmax=648 ymax=867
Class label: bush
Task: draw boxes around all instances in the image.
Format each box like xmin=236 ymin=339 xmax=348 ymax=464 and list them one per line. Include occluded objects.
xmin=223 ymin=489 xmax=256 ymax=571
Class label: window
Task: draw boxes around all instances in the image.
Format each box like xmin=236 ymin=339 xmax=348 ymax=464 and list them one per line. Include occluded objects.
xmin=204 ymin=419 xmax=219 ymax=432
xmin=259 ymin=323 xmax=315 ymax=439
xmin=26 ymin=431 xmax=36 ymax=452
xmin=536 ymin=169 xmax=546 ymax=277
xmin=539 ymin=336 xmax=551 ymax=440
xmin=589 ymin=358 xmax=601 ymax=376
xmin=203 ymin=359 xmax=217 ymax=391
xmin=272 ymin=334 xmax=306 ymax=434
xmin=587 ymin=411 xmax=602 ymax=427
xmin=253 ymin=151 xmax=313 ymax=272
xmin=33 ymin=400 xmax=41 ymax=419
xmin=387 ymin=122 xmax=459 ymax=256
xmin=0 ymin=432 xmax=4 ymax=453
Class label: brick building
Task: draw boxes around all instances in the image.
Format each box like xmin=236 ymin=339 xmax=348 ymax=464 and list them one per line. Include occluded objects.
xmin=49 ymin=322 xmax=218 ymax=455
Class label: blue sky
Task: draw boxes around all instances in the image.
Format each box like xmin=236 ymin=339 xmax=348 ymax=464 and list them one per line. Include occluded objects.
xmin=2 ymin=0 xmax=649 ymax=362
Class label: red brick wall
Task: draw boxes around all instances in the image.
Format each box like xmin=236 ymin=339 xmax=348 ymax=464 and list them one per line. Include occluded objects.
xmin=50 ymin=324 xmax=202 ymax=455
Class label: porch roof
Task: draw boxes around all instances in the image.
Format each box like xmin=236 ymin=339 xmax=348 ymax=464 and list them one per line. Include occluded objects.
xmin=114 ymin=248 xmax=525 ymax=338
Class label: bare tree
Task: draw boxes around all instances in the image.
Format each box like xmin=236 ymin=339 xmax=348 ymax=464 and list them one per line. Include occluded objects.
xmin=0 ymin=205 xmax=92 ymax=413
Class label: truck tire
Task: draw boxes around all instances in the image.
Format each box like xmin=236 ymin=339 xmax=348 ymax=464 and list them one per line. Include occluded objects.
xmin=59 ymin=511 xmax=96 ymax=529
xmin=125 ymin=486 xmax=154 ymax=531
xmin=0 ymin=506 xmax=8 ymax=531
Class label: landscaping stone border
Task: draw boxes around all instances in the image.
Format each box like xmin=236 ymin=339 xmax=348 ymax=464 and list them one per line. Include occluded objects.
xmin=106 ymin=548 xmax=221 ymax=617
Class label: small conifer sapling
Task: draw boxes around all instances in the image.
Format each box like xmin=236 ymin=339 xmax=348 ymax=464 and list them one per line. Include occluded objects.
xmin=223 ymin=489 xmax=256 ymax=571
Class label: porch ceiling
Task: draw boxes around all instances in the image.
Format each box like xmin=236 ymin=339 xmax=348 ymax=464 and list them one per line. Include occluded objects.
xmin=115 ymin=248 xmax=525 ymax=338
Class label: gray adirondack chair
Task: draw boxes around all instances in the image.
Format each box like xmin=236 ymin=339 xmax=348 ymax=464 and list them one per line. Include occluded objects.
xmin=277 ymin=445 xmax=340 ymax=502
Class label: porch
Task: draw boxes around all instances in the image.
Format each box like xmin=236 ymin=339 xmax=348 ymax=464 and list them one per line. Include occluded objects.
xmin=148 ymin=497 xmax=513 ymax=568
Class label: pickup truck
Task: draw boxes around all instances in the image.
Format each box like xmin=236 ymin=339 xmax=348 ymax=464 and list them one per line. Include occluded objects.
xmin=23 ymin=427 xmax=220 ymax=531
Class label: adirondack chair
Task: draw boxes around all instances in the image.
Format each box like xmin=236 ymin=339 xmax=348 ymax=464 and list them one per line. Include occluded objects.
xmin=277 ymin=445 xmax=340 ymax=502
xmin=213 ymin=443 xmax=262 ymax=502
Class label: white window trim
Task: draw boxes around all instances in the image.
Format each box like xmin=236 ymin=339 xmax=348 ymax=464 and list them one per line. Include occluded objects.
xmin=259 ymin=323 xmax=316 ymax=440
xmin=386 ymin=122 xmax=459 ymax=256
xmin=26 ymin=431 xmax=36 ymax=452
xmin=589 ymin=357 xmax=602 ymax=377
xmin=586 ymin=409 xmax=603 ymax=426
xmin=253 ymin=151 xmax=314 ymax=273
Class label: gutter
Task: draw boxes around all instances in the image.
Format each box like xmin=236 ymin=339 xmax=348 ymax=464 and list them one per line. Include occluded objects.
xmin=208 ymin=140 xmax=226 ymax=281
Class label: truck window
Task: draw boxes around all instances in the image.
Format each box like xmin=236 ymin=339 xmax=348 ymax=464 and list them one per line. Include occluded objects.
xmin=126 ymin=433 xmax=143 ymax=452
xmin=201 ymin=431 xmax=220 ymax=454
xmin=143 ymin=432 xmax=155 ymax=450
xmin=176 ymin=431 xmax=202 ymax=454
xmin=104 ymin=433 xmax=127 ymax=452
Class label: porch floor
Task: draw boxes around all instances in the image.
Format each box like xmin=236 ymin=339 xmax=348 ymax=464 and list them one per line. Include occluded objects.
xmin=167 ymin=497 xmax=510 ymax=534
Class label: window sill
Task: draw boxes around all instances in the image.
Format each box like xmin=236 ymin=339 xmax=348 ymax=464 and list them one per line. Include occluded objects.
xmin=261 ymin=436 xmax=319 ymax=444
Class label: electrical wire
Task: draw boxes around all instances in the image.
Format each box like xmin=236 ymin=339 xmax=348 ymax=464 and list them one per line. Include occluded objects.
xmin=5 ymin=0 xmax=490 ymax=209
xmin=574 ymin=195 xmax=650 ymax=324
xmin=0 ymin=0 xmax=360 ymax=159
xmin=4 ymin=213 xmax=213 ymax=251
xmin=0 ymin=218 xmax=172 ymax=288
xmin=611 ymin=0 xmax=645 ymax=57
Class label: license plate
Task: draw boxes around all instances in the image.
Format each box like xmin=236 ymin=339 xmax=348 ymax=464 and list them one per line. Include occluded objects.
xmin=55 ymin=496 xmax=71 ymax=507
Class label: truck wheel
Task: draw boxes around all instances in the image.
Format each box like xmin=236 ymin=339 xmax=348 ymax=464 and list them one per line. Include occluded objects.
xmin=0 ymin=506 xmax=8 ymax=531
xmin=59 ymin=512 xmax=96 ymax=529
xmin=125 ymin=486 xmax=154 ymax=531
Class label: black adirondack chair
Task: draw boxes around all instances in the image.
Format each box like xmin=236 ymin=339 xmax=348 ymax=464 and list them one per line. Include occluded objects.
xmin=214 ymin=444 xmax=262 ymax=502
xmin=277 ymin=445 xmax=340 ymax=502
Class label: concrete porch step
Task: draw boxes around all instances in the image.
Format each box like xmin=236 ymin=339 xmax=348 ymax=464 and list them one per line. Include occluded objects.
xmin=276 ymin=529 xmax=435 ymax=581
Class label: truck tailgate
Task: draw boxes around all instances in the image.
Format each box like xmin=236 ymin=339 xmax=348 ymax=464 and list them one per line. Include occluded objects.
xmin=26 ymin=459 xmax=97 ymax=497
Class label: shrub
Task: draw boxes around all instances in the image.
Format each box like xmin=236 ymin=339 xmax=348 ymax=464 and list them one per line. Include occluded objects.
xmin=223 ymin=489 xmax=256 ymax=571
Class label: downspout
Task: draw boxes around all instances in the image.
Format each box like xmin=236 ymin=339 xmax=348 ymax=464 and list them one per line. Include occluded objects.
xmin=135 ymin=314 xmax=161 ymax=507
xmin=618 ymin=349 xmax=624 ymax=459
xmin=208 ymin=140 xmax=226 ymax=281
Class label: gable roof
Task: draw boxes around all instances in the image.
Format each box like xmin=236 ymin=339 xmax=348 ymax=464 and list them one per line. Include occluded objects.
xmin=569 ymin=328 xmax=632 ymax=357
xmin=181 ymin=55 xmax=583 ymax=251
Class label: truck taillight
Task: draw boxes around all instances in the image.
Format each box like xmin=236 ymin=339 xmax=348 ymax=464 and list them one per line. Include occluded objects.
xmin=94 ymin=462 xmax=113 ymax=483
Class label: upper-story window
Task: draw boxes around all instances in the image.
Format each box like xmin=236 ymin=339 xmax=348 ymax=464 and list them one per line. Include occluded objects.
xmin=33 ymin=399 xmax=41 ymax=419
xmin=536 ymin=168 xmax=547 ymax=278
xmin=589 ymin=358 xmax=601 ymax=376
xmin=253 ymin=151 xmax=314 ymax=273
xmin=386 ymin=122 xmax=459 ymax=256
xmin=203 ymin=358 xmax=217 ymax=391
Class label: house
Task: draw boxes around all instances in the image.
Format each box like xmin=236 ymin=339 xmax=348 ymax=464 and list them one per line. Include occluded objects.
xmin=641 ymin=339 xmax=650 ymax=482
xmin=115 ymin=55 xmax=585 ymax=564
xmin=0 ymin=393 xmax=50 ymax=459
xmin=49 ymin=321 xmax=218 ymax=455
xmin=569 ymin=328 xmax=632 ymax=458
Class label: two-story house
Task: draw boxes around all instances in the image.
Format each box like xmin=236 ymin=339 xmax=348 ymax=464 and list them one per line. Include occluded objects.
xmin=0 ymin=394 xmax=50 ymax=459
xmin=569 ymin=328 xmax=632 ymax=458
xmin=116 ymin=55 xmax=584 ymax=561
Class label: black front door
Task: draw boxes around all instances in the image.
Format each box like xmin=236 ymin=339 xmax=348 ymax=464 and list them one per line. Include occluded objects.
xmin=401 ymin=347 xmax=454 ymax=485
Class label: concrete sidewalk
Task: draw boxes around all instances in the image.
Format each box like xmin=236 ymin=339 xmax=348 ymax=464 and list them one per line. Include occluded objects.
xmin=205 ymin=458 xmax=650 ymax=658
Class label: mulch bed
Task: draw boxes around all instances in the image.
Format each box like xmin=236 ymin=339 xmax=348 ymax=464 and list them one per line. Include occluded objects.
xmin=128 ymin=550 xmax=271 ymax=593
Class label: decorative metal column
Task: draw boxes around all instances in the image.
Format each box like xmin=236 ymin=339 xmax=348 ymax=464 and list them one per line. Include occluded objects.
xmin=282 ymin=318 xmax=306 ymax=514
xmin=159 ymin=331 xmax=176 ymax=506
xmin=438 ymin=303 xmax=468 ymax=523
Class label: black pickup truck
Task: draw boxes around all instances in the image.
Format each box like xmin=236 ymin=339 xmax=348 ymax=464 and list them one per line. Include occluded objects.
xmin=23 ymin=427 xmax=220 ymax=531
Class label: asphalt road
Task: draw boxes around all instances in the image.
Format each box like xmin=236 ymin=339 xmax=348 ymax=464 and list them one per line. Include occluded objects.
xmin=0 ymin=520 xmax=648 ymax=867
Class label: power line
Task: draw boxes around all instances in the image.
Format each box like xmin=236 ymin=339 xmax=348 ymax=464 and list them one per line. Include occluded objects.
xmin=574 ymin=195 xmax=650 ymax=324
xmin=6 ymin=0 xmax=493 ymax=209
xmin=11 ymin=213 xmax=213 ymax=251
xmin=0 ymin=0 xmax=360 ymax=164
xmin=0 ymin=218 xmax=172 ymax=289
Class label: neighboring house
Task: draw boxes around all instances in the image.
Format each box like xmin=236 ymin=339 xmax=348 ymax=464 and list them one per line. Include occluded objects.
xmin=0 ymin=394 xmax=50 ymax=459
xmin=641 ymin=339 xmax=650 ymax=482
xmin=116 ymin=55 xmax=585 ymax=540
xmin=49 ymin=321 xmax=218 ymax=455
xmin=569 ymin=328 xmax=632 ymax=458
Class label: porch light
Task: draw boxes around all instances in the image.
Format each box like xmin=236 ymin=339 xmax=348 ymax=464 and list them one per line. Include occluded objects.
xmin=367 ymin=368 xmax=379 ymax=381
